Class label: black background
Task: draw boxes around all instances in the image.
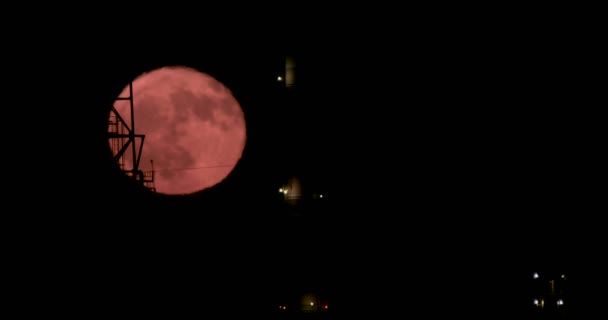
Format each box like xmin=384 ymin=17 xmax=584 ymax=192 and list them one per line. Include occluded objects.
xmin=9 ymin=15 xmax=601 ymax=318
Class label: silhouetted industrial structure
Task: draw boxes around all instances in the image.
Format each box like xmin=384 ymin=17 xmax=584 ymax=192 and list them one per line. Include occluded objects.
xmin=108 ymin=82 xmax=156 ymax=192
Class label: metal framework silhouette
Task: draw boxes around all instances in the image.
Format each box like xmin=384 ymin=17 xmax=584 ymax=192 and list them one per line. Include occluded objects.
xmin=108 ymin=82 xmax=156 ymax=192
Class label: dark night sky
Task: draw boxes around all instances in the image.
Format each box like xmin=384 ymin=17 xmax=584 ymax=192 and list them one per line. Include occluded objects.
xmin=14 ymin=18 xmax=601 ymax=317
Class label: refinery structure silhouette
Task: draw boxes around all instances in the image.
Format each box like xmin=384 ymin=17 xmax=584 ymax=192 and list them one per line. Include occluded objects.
xmin=108 ymin=82 xmax=156 ymax=192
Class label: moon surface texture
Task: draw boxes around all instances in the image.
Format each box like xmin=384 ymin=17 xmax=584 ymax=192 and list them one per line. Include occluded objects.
xmin=111 ymin=66 xmax=247 ymax=195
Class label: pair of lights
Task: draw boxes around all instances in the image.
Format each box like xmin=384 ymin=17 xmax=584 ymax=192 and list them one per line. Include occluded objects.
xmin=278 ymin=188 xmax=325 ymax=198
xmin=307 ymin=302 xmax=329 ymax=309
xmin=278 ymin=305 xmax=287 ymax=310
xmin=533 ymin=272 xmax=566 ymax=279
xmin=533 ymin=299 xmax=564 ymax=306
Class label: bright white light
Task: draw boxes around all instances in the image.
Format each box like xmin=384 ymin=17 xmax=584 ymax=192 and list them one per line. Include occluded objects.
xmin=277 ymin=76 xmax=283 ymax=81
xmin=557 ymin=299 xmax=564 ymax=305
xmin=561 ymin=274 xmax=566 ymax=279
xmin=533 ymin=272 xmax=539 ymax=279
xmin=283 ymin=190 xmax=288 ymax=194
xmin=533 ymin=299 xmax=539 ymax=306
xmin=279 ymin=188 xmax=283 ymax=193
xmin=320 ymin=194 xmax=323 ymax=198
xmin=310 ymin=302 xmax=314 ymax=306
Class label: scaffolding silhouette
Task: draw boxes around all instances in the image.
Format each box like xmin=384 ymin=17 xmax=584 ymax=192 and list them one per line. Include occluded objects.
xmin=108 ymin=82 xmax=156 ymax=192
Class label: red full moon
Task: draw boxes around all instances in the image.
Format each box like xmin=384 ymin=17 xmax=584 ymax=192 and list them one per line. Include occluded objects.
xmin=111 ymin=66 xmax=247 ymax=195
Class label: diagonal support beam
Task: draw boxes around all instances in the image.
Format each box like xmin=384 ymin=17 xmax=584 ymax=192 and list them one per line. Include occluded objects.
xmin=113 ymin=140 xmax=132 ymax=162
xmin=110 ymin=106 xmax=131 ymax=132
